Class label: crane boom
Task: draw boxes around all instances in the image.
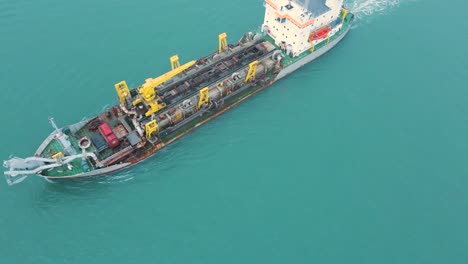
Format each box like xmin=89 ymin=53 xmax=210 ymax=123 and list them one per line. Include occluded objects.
xmin=139 ymin=60 xmax=196 ymax=102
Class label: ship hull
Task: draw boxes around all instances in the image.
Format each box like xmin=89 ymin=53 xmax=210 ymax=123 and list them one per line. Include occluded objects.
xmin=41 ymin=22 xmax=353 ymax=181
xmin=275 ymin=22 xmax=352 ymax=81
xmin=42 ymin=79 xmax=275 ymax=180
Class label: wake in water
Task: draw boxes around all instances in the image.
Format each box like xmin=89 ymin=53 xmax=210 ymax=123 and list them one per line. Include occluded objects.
xmin=347 ymin=0 xmax=400 ymax=21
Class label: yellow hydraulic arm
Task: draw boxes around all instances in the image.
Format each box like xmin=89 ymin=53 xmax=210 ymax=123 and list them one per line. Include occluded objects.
xmin=245 ymin=61 xmax=258 ymax=82
xmin=52 ymin=152 xmax=64 ymax=159
xmin=145 ymin=102 xmax=165 ymax=117
xmin=135 ymin=59 xmax=196 ymax=116
xmin=198 ymin=87 xmax=210 ymax=109
xmin=218 ymin=33 xmax=228 ymax=54
xmin=341 ymin=8 xmax=348 ymax=21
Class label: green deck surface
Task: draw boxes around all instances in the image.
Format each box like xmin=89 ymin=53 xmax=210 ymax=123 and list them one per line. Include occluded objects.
xmin=40 ymin=112 xmax=128 ymax=177
xmin=40 ymin=138 xmax=87 ymax=177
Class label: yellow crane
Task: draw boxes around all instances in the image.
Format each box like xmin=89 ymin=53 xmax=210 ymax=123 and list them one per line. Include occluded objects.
xmin=135 ymin=59 xmax=196 ymax=116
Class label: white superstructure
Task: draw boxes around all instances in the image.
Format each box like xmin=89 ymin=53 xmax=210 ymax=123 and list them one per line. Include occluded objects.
xmin=262 ymin=0 xmax=344 ymax=57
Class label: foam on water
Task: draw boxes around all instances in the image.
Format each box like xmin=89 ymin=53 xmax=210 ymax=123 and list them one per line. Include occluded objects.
xmin=347 ymin=0 xmax=400 ymax=22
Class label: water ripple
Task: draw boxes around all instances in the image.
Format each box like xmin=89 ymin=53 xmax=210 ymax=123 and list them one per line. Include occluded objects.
xmin=348 ymin=0 xmax=400 ymax=23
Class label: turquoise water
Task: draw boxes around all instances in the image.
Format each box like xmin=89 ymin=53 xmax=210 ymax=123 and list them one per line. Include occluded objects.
xmin=1 ymin=0 xmax=468 ymax=263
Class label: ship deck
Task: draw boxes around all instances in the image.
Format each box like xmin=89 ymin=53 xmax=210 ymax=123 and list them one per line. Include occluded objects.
xmin=40 ymin=138 xmax=84 ymax=177
xmin=39 ymin=108 xmax=132 ymax=177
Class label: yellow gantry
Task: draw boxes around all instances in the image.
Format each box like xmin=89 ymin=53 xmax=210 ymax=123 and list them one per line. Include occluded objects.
xmin=170 ymin=55 xmax=181 ymax=70
xmin=218 ymin=33 xmax=228 ymax=54
xmin=198 ymin=87 xmax=210 ymax=109
xmin=115 ymin=81 xmax=130 ymax=105
xmin=145 ymin=120 xmax=159 ymax=138
xmin=245 ymin=61 xmax=259 ymax=82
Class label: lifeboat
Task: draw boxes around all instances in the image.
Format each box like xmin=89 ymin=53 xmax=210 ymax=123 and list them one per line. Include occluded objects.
xmin=309 ymin=26 xmax=331 ymax=42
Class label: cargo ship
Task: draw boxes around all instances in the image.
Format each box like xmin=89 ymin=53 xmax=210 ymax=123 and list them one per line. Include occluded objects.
xmin=4 ymin=0 xmax=354 ymax=185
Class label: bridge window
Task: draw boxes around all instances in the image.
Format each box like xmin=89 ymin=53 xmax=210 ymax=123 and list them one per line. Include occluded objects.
xmin=276 ymin=17 xmax=286 ymax=23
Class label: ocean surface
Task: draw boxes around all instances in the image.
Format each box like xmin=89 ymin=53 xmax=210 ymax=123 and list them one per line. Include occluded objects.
xmin=1 ymin=0 xmax=467 ymax=263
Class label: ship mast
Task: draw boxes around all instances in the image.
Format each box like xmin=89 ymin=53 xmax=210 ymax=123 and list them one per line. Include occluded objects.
xmin=49 ymin=117 xmax=62 ymax=135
